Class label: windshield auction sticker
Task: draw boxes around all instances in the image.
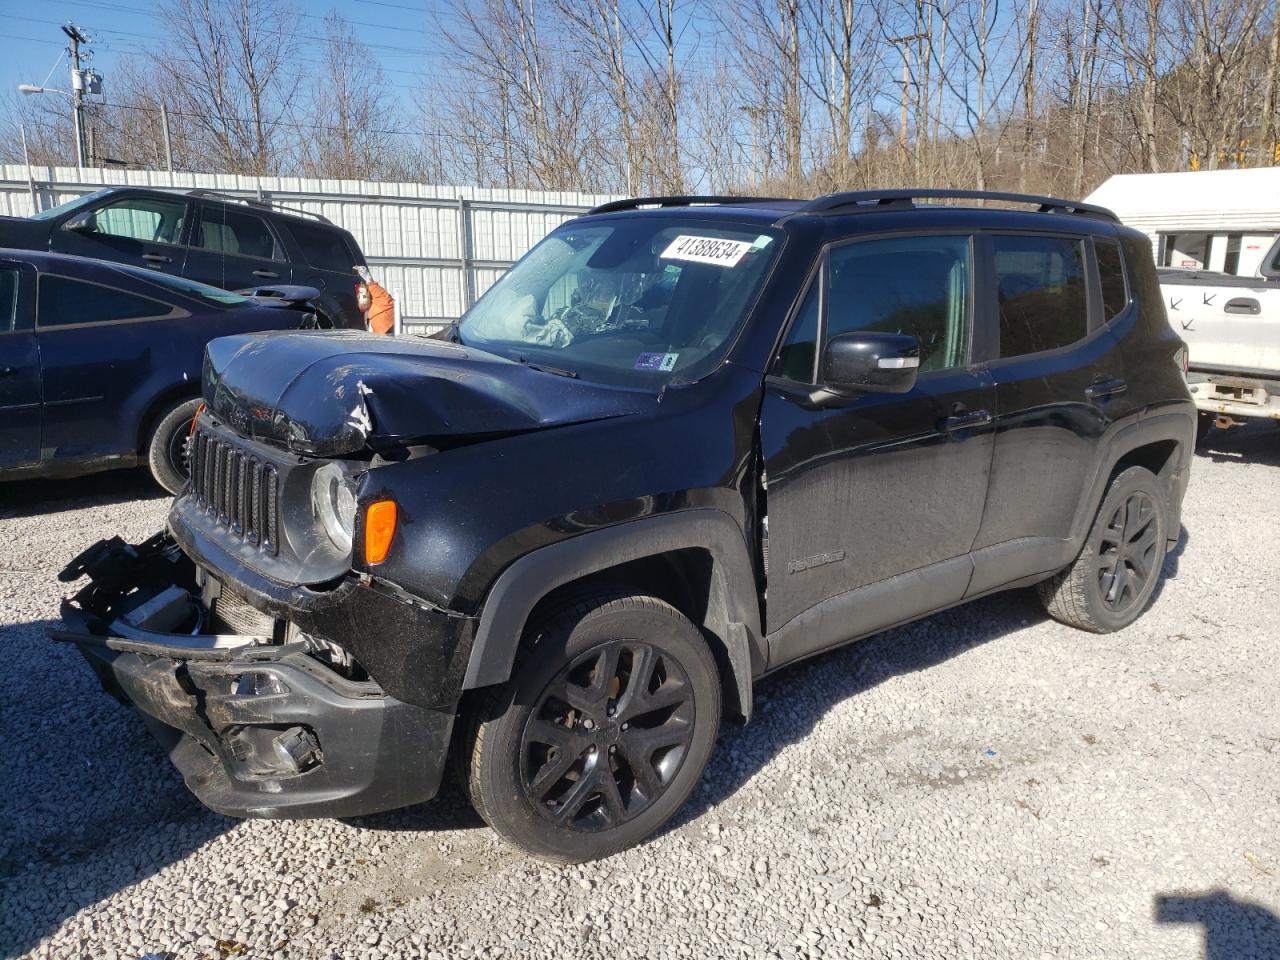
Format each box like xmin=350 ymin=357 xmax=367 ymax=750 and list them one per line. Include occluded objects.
xmin=635 ymin=352 xmax=680 ymax=371
xmin=660 ymin=235 xmax=754 ymax=267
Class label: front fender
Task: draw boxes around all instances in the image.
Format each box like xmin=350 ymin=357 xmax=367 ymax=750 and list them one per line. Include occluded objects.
xmin=461 ymin=508 xmax=764 ymax=719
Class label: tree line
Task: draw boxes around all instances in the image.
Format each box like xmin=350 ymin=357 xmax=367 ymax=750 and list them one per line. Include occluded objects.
xmin=3 ymin=0 xmax=1277 ymax=198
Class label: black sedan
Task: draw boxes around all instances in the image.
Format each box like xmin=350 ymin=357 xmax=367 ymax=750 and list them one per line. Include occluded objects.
xmin=0 ymin=249 xmax=319 ymax=492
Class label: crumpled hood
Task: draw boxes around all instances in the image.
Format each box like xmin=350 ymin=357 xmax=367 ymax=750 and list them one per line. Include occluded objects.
xmin=203 ymin=330 xmax=657 ymax=456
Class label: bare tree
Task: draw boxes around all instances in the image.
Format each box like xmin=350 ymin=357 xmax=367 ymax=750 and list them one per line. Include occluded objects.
xmin=303 ymin=14 xmax=406 ymax=180
xmin=436 ymin=0 xmax=609 ymax=190
xmin=1263 ymin=0 xmax=1280 ymax=165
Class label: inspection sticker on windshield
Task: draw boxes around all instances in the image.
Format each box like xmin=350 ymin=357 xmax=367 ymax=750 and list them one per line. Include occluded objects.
xmin=635 ymin=352 xmax=680 ymax=372
xmin=660 ymin=235 xmax=754 ymax=267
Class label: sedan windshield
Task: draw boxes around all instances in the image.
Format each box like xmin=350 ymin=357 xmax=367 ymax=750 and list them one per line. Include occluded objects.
xmin=457 ymin=218 xmax=782 ymax=387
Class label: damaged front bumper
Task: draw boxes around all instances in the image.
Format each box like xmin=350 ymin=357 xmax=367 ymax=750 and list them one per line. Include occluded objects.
xmin=53 ymin=534 xmax=460 ymax=819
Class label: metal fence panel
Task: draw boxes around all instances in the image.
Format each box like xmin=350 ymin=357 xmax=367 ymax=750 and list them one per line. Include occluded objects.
xmin=0 ymin=165 xmax=616 ymax=335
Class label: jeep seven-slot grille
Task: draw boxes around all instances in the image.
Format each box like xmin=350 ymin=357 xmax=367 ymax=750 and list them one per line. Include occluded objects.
xmin=189 ymin=427 xmax=280 ymax=555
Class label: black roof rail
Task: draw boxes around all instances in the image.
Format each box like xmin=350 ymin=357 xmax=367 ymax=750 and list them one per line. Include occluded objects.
xmin=798 ymin=189 xmax=1118 ymax=222
xmin=587 ymin=195 xmax=790 ymax=215
xmin=185 ymin=188 xmax=334 ymax=225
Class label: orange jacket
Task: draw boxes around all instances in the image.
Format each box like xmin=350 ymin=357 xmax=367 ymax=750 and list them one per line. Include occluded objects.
xmin=366 ymin=280 xmax=395 ymax=334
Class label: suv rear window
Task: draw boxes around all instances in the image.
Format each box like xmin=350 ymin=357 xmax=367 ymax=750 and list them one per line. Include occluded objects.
xmin=288 ymin=221 xmax=359 ymax=272
xmin=993 ymin=235 xmax=1088 ymax=357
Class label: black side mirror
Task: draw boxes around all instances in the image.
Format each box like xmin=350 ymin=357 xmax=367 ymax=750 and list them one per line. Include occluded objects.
xmin=820 ymin=332 xmax=920 ymax=395
xmin=64 ymin=212 xmax=96 ymax=233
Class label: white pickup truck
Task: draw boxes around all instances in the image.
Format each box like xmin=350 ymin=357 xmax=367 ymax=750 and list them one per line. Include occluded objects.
xmin=1159 ymin=252 xmax=1280 ymax=441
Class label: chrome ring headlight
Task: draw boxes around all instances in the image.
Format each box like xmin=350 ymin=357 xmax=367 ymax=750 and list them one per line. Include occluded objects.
xmin=311 ymin=462 xmax=356 ymax=553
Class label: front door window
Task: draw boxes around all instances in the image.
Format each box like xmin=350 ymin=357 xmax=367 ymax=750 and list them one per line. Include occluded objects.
xmin=826 ymin=234 xmax=972 ymax=372
xmin=83 ymin=197 xmax=187 ymax=246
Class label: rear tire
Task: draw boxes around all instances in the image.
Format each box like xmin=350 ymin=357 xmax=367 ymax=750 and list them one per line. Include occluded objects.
xmin=461 ymin=592 xmax=720 ymax=863
xmin=1037 ymin=465 xmax=1168 ymax=633
xmin=146 ymin=397 xmax=202 ymax=494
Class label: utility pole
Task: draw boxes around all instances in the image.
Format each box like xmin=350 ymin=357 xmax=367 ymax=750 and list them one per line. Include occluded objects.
xmin=62 ymin=24 xmax=90 ymax=167
xmin=888 ymin=34 xmax=924 ymax=185
xmin=160 ymin=102 xmax=174 ymax=171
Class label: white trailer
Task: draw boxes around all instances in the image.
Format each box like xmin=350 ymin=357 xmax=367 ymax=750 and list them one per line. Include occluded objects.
xmin=1088 ymin=169 xmax=1280 ymax=438
xmin=1086 ymin=169 xmax=1280 ymax=278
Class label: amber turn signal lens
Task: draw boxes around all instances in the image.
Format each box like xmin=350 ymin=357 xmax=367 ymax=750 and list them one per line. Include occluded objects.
xmin=364 ymin=500 xmax=397 ymax=565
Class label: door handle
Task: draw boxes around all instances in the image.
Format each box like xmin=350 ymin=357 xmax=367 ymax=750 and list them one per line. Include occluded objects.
xmin=142 ymin=253 xmax=172 ymax=264
xmin=252 ymin=269 xmax=280 ymax=279
xmin=1224 ymin=297 xmax=1261 ymax=315
xmin=940 ymin=409 xmax=993 ymax=433
xmin=1084 ymin=377 xmax=1128 ymax=400
xmin=0 ymin=366 xmax=15 ymax=378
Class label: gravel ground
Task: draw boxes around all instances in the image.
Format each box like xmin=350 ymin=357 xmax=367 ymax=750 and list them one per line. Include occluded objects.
xmin=2 ymin=424 xmax=1279 ymax=960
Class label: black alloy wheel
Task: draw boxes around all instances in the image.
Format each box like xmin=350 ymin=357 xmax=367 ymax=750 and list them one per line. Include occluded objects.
xmin=520 ymin=640 xmax=695 ymax=831
xmin=461 ymin=592 xmax=721 ymax=862
xmin=1038 ymin=465 xmax=1168 ymax=633
xmin=1095 ymin=490 xmax=1161 ymax=617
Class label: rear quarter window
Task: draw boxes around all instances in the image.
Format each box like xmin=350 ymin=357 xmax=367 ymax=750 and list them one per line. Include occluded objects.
xmin=0 ymin=268 xmax=18 ymax=332
xmin=37 ymin=275 xmax=173 ymax=327
xmin=287 ymin=221 xmax=362 ymax=272
xmin=1095 ymin=239 xmax=1129 ymax=321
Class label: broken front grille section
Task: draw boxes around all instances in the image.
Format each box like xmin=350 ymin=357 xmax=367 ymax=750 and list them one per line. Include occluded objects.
xmin=189 ymin=427 xmax=281 ymax=555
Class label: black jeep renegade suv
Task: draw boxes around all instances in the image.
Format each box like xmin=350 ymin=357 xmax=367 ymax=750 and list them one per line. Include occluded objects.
xmin=57 ymin=190 xmax=1195 ymax=862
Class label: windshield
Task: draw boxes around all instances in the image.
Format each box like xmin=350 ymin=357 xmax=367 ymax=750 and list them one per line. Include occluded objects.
xmin=457 ymin=218 xmax=782 ymax=387
xmin=126 ymin=269 xmax=250 ymax=307
xmin=29 ymin=189 xmax=114 ymax=221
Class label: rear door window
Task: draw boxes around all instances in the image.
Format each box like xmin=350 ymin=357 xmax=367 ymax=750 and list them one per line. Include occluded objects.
xmin=37 ymin=275 xmax=172 ymax=327
xmin=993 ymin=235 xmax=1088 ymax=357
xmin=288 ymin=221 xmax=359 ymax=272
xmin=196 ymin=206 xmax=282 ymax=260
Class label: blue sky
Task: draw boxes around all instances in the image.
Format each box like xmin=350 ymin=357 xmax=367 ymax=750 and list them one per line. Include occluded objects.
xmin=1 ymin=0 xmax=461 ymax=113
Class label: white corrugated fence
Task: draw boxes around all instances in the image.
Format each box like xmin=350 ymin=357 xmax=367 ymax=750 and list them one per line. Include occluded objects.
xmin=0 ymin=165 xmax=619 ymax=335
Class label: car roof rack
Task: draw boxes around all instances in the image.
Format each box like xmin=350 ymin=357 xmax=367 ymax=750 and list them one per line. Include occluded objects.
xmin=587 ymin=195 xmax=791 ymax=215
xmin=184 ymin=188 xmax=334 ymax=225
xmin=797 ymin=189 xmax=1118 ymax=221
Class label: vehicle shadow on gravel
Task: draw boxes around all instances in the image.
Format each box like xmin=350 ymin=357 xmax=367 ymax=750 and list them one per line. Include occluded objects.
xmin=669 ymin=525 xmax=1189 ymax=831
xmin=1198 ymin=420 xmax=1280 ymax=467
xmin=1154 ymin=889 xmax=1280 ymax=959
xmin=671 ymin=587 xmax=1056 ymax=827
xmin=342 ymin=782 xmax=488 ymax=834
xmin=0 ymin=468 xmax=166 ymax=520
xmin=0 ymin=617 xmax=233 ymax=959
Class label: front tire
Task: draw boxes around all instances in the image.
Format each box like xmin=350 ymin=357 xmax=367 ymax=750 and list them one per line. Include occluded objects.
xmin=146 ymin=397 xmax=202 ymax=494
xmin=1037 ymin=465 xmax=1168 ymax=632
xmin=462 ymin=593 xmax=721 ymax=863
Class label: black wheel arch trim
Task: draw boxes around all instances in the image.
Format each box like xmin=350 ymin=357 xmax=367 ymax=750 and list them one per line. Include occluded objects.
xmin=462 ymin=508 xmax=763 ymax=720
xmin=1071 ymin=406 xmax=1195 ymax=549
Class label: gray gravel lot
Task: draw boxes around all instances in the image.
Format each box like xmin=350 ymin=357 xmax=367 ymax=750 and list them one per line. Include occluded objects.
xmin=2 ymin=425 xmax=1279 ymax=960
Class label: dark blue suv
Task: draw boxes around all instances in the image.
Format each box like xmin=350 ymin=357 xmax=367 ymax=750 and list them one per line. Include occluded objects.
xmin=0 ymin=249 xmax=316 ymax=491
